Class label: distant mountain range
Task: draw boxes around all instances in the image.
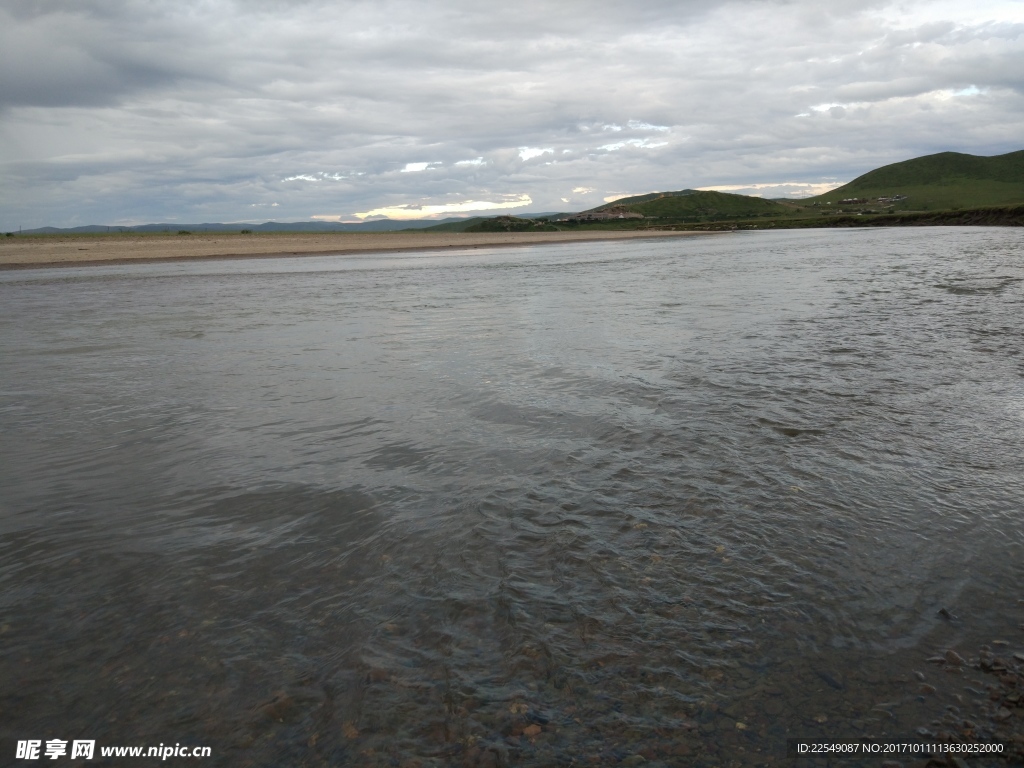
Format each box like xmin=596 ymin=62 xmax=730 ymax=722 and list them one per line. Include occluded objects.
xmin=12 ymin=150 xmax=1023 ymax=235
xmin=15 ymin=213 xmax=565 ymax=236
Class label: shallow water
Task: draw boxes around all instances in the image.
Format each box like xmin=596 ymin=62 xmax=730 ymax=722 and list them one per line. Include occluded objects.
xmin=1 ymin=228 xmax=1023 ymax=766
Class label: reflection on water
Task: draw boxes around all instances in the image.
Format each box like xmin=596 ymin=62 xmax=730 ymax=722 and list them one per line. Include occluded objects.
xmin=2 ymin=229 xmax=1023 ymax=766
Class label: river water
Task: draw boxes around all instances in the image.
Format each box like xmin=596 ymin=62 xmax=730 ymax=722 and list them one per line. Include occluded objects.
xmin=1 ymin=228 xmax=1023 ymax=766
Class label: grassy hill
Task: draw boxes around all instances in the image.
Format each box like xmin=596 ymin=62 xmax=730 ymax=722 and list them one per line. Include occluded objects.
xmin=589 ymin=189 xmax=799 ymax=220
xmin=462 ymin=216 xmax=560 ymax=232
xmin=419 ymin=217 xmax=487 ymax=232
xmin=594 ymin=189 xmax=700 ymax=207
xmin=789 ymin=204 xmax=1024 ymax=229
xmin=15 ymin=151 xmax=1023 ymax=238
xmin=804 ymin=150 xmax=1024 ymax=211
xmin=422 ymin=151 xmax=1024 ymax=234
xmin=420 ymin=212 xmax=568 ymax=232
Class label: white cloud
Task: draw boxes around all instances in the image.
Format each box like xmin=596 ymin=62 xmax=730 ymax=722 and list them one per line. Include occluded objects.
xmin=627 ymin=120 xmax=670 ymax=132
xmin=699 ymin=182 xmax=845 ymax=198
xmin=310 ymin=214 xmax=358 ymax=222
xmin=353 ymin=194 xmax=532 ymax=220
xmin=598 ymin=138 xmax=669 ymax=151
xmin=400 ymin=162 xmax=441 ymax=172
xmin=1 ymin=1 xmax=1022 ymax=227
xmin=872 ymin=0 xmax=1024 ymax=27
xmin=947 ymin=85 xmax=983 ymax=97
xmin=518 ymin=147 xmax=554 ymax=161
xmin=283 ymin=171 xmax=357 ymax=181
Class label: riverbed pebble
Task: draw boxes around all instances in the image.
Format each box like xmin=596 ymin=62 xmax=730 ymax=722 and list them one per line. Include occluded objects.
xmin=945 ymin=650 xmax=966 ymax=666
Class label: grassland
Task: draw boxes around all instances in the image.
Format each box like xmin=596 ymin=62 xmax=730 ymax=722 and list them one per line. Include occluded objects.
xmin=770 ymin=204 xmax=1024 ymax=229
xmin=9 ymin=151 xmax=1022 ymax=243
xmin=803 ymin=150 xmax=1024 ymax=211
xmin=439 ymin=150 xmax=1024 ymax=233
xmin=591 ymin=189 xmax=800 ymax=219
xmin=418 ymin=217 xmax=488 ymax=233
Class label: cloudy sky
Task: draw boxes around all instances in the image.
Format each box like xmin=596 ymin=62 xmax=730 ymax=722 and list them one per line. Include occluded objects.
xmin=1 ymin=0 xmax=1023 ymax=227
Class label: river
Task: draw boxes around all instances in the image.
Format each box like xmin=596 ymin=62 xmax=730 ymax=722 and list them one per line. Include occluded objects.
xmin=1 ymin=228 xmax=1022 ymax=766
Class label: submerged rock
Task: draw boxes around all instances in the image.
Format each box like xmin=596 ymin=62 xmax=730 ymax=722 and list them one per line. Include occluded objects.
xmin=945 ymin=650 xmax=966 ymax=666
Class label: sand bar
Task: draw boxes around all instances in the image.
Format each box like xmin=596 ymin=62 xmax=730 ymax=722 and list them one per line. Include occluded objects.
xmin=0 ymin=230 xmax=720 ymax=269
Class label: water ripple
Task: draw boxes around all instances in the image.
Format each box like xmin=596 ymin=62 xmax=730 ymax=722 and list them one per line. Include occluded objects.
xmin=2 ymin=229 xmax=1023 ymax=764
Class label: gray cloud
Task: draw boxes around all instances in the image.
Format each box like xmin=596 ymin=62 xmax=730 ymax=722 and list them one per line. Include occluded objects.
xmin=1 ymin=0 xmax=1022 ymax=227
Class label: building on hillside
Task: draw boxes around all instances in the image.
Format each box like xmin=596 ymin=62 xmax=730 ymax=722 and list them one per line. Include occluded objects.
xmin=564 ymin=206 xmax=645 ymax=222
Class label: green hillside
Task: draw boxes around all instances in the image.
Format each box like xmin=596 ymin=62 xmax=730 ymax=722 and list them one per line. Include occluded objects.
xmin=423 ymin=150 xmax=1024 ymax=235
xmin=804 ymin=150 xmax=1024 ymax=211
xmin=593 ymin=189 xmax=797 ymax=219
xmin=420 ymin=217 xmax=487 ymax=232
xmin=462 ymin=216 xmax=560 ymax=232
xmin=594 ymin=189 xmax=700 ymax=207
xmin=421 ymin=213 xmax=570 ymax=232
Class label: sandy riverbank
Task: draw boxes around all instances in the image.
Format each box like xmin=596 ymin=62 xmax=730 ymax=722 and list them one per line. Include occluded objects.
xmin=0 ymin=230 xmax=720 ymax=269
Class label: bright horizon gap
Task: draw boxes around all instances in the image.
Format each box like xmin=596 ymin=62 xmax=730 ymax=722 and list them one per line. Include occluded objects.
xmin=352 ymin=196 xmax=533 ymax=221
xmin=697 ymin=182 xmax=846 ymax=197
